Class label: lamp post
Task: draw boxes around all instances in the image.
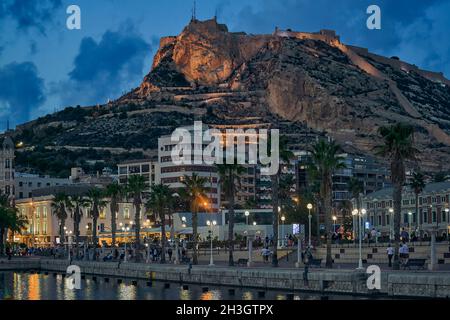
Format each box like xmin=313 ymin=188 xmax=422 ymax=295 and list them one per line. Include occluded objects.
xmin=121 ymin=226 xmax=130 ymax=262
xmin=332 ymin=216 xmax=337 ymax=234
xmin=65 ymin=230 xmax=73 ymax=261
xmin=245 ymin=210 xmax=250 ymax=226
xmin=307 ymin=203 xmax=313 ymax=247
xmin=281 ymin=215 xmax=286 ymax=247
xmin=352 ymin=209 xmax=358 ymax=243
xmin=408 ymin=212 xmax=413 ymax=243
xmin=206 ymin=220 xmax=217 ymax=266
xmin=357 ymin=209 xmax=366 ymax=270
xmin=445 ymin=208 xmax=450 ymax=238
xmin=389 ymin=208 xmax=394 ymax=241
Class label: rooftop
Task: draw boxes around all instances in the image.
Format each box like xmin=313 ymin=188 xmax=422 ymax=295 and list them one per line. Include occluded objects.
xmin=364 ymin=182 xmax=450 ymax=200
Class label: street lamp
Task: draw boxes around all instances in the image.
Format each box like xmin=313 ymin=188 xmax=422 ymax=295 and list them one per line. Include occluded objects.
xmin=352 ymin=209 xmax=358 ymax=242
xmin=244 ymin=210 xmax=250 ymax=225
xmin=121 ymin=226 xmax=130 ymax=262
xmin=206 ymin=220 xmax=217 ymax=266
xmin=281 ymin=215 xmax=286 ymax=247
xmin=65 ymin=230 xmax=73 ymax=261
xmin=445 ymin=208 xmax=450 ymax=237
xmin=332 ymin=216 xmax=337 ymax=235
xmin=307 ymin=203 xmax=313 ymax=247
xmin=356 ymin=209 xmax=366 ymax=270
xmin=408 ymin=212 xmax=413 ymax=243
xmin=389 ymin=208 xmax=394 ymax=240
xmin=253 ymin=221 xmax=257 ymax=226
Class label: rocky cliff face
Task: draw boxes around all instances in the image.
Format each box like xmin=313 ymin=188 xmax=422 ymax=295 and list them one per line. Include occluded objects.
xmin=10 ymin=18 xmax=450 ymax=173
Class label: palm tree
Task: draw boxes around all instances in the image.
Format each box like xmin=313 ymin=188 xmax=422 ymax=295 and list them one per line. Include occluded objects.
xmin=270 ymin=136 xmax=294 ymax=267
xmin=70 ymin=195 xmax=88 ymax=254
xmin=217 ymin=163 xmax=245 ymax=266
xmin=410 ymin=171 xmax=425 ymax=239
xmin=146 ymin=184 xmax=174 ymax=264
xmin=180 ymin=173 xmax=207 ymax=265
xmin=51 ymin=193 xmax=70 ymax=245
xmin=126 ymin=175 xmax=148 ymax=262
xmin=348 ymin=177 xmax=364 ymax=240
xmin=0 ymin=205 xmax=26 ymax=254
xmin=86 ymin=188 xmax=107 ymax=246
xmin=105 ymin=183 xmax=123 ymax=247
xmin=375 ymin=123 xmax=418 ymax=270
xmin=311 ymin=139 xmax=346 ymax=268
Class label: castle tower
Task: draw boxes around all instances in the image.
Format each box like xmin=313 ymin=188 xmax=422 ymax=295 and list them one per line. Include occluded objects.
xmin=0 ymin=135 xmax=15 ymax=200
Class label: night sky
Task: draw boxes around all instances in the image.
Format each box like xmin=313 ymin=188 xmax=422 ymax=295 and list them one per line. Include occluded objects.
xmin=1 ymin=0 xmax=449 ymax=131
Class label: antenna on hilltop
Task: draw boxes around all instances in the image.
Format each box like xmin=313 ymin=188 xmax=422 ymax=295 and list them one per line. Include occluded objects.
xmin=191 ymin=0 xmax=197 ymax=21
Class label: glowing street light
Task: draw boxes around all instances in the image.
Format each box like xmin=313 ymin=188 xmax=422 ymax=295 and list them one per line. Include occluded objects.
xmin=206 ymin=220 xmax=217 ymax=266
xmin=244 ymin=210 xmax=250 ymax=225
xmin=307 ymin=203 xmax=313 ymax=247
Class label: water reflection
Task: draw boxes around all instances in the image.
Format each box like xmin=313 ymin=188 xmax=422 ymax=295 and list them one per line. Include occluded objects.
xmin=0 ymin=272 xmax=375 ymax=301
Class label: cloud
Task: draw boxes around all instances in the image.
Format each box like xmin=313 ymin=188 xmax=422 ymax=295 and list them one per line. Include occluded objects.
xmin=54 ymin=23 xmax=152 ymax=106
xmin=0 ymin=62 xmax=46 ymax=129
xmin=0 ymin=0 xmax=62 ymax=35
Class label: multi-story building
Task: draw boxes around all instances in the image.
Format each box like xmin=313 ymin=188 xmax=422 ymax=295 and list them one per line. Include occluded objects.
xmin=117 ymin=160 xmax=160 ymax=187
xmin=360 ymin=182 xmax=450 ymax=238
xmin=158 ymin=124 xmax=220 ymax=212
xmin=0 ymin=135 xmax=15 ymax=199
xmin=15 ymin=173 xmax=72 ymax=199
xmin=15 ymin=184 xmax=159 ymax=247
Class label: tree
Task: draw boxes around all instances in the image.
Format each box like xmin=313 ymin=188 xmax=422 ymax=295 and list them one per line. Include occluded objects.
xmin=86 ymin=188 xmax=107 ymax=246
xmin=410 ymin=171 xmax=425 ymax=238
xmin=270 ymin=136 xmax=294 ymax=267
xmin=0 ymin=204 xmax=26 ymax=255
xmin=217 ymin=163 xmax=245 ymax=266
xmin=146 ymin=184 xmax=174 ymax=264
xmin=105 ymin=183 xmax=123 ymax=247
xmin=51 ymin=193 xmax=70 ymax=245
xmin=375 ymin=123 xmax=418 ymax=270
xmin=180 ymin=173 xmax=207 ymax=265
xmin=69 ymin=195 xmax=88 ymax=254
xmin=126 ymin=175 xmax=148 ymax=262
xmin=311 ymin=139 xmax=346 ymax=268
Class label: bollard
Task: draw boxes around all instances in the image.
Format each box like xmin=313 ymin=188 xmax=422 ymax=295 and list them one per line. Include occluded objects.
xmin=132 ymin=280 xmax=138 ymax=286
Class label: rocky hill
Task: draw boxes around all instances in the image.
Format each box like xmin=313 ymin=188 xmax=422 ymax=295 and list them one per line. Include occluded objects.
xmin=7 ymin=18 xmax=450 ymax=175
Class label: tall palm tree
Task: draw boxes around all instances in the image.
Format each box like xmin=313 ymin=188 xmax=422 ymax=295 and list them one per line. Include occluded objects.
xmin=181 ymin=173 xmax=207 ymax=265
xmin=410 ymin=171 xmax=425 ymax=238
xmin=51 ymin=193 xmax=70 ymax=245
xmin=270 ymin=136 xmax=294 ymax=267
xmin=348 ymin=177 xmax=364 ymax=240
xmin=146 ymin=184 xmax=174 ymax=264
xmin=105 ymin=182 xmax=123 ymax=247
xmin=217 ymin=163 xmax=245 ymax=266
xmin=311 ymin=139 xmax=346 ymax=268
xmin=126 ymin=175 xmax=148 ymax=262
xmin=70 ymin=195 xmax=88 ymax=254
xmin=86 ymin=188 xmax=107 ymax=246
xmin=375 ymin=123 xmax=418 ymax=270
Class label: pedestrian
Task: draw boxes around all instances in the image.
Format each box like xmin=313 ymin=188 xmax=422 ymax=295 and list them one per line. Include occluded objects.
xmin=387 ymin=244 xmax=394 ymax=267
xmin=261 ymin=247 xmax=271 ymax=263
xmin=168 ymin=248 xmax=173 ymax=262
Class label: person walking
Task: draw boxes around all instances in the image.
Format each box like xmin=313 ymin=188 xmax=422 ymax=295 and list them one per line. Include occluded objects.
xmin=168 ymin=247 xmax=173 ymax=262
xmin=387 ymin=244 xmax=394 ymax=267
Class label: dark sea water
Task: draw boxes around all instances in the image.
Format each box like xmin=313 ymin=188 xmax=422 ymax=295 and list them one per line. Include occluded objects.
xmin=0 ymin=271 xmax=371 ymax=300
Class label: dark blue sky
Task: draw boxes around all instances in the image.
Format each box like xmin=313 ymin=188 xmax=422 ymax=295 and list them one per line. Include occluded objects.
xmin=1 ymin=0 xmax=449 ymax=131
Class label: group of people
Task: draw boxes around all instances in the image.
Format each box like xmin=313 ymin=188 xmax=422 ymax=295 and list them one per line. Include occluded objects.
xmin=386 ymin=242 xmax=409 ymax=267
